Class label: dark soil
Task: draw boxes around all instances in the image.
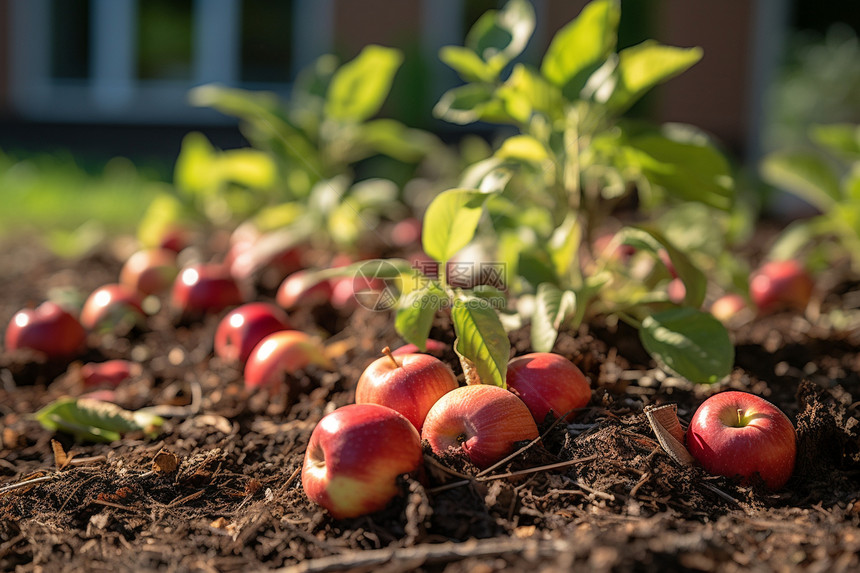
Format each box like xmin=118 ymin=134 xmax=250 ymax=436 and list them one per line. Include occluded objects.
xmin=1 ymin=239 xmax=859 ymax=573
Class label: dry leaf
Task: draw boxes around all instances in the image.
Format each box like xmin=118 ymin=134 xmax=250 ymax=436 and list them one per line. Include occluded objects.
xmin=51 ymin=439 xmax=74 ymax=470
xmin=644 ymin=404 xmax=694 ymax=466
xmin=152 ymin=449 xmax=180 ymax=474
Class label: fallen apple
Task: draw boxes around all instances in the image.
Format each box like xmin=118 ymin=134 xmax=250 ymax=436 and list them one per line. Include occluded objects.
xmin=79 ymin=283 xmax=146 ymax=333
xmin=275 ymin=270 xmax=334 ymax=310
xmin=355 ymin=347 xmax=458 ymax=431
xmin=5 ymin=301 xmax=87 ymax=359
xmin=709 ymin=293 xmax=748 ymax=323
xmin=119 ymin=248 xmax=179 ymax=296
xmin=506 ymin=352 xmax=591 ymax=423
xmin=214 ymin=302 xmax=292 ymax=364
xmin=390 ymin=338 xmax=448 ymax=357
xmin=421 ymin=384 xmax=539 ymax=469
xmin=79 ymin=359 xmax=142 ymax=388
xmin=244 ymin=330 xmax=331 ymax=391
xmin=686 ymin=390 xmax=796 ymax=490
xmin=749 ymin=260 xmax=813 ymax=314
xmin=302 ymin=403 xmax=423 ymax=519
xmin=170 ymin=263 xmax=245 ymax=319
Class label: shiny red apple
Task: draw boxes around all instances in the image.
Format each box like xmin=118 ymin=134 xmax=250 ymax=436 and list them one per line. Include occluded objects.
xmin=5 ymin=301 xmax=87 ymax=359
xmin=80 ymin=283 xmax=146 ymax=333
xmin=244 ymin=330 xmax=331 ymax=391
xmin=355 ymin=347 xmax=458 ymax=431
xmin=421 ymin=384 xmax=539 ymax=469
xmin=275 ymin=270 xmax=334 ymax=310
xmin=505 ymin=352 xmax=591 ymax=423
xmin=302 ymin=403 xmax=423 ymax=519
xmin=749 ymin=260 xmax=813 ymax=314
xmin=214 ymin=302 xmax=292 ymax=364
xmin=390 ymin=338 xmax=448 ymax=357
xmin=119 ymin=248 xmax=179 ymax=296
xmin=170 ymin=263 xmax=245 ymax=318
xmin=79 ymin=359 xmax=141 ymax=388
xmin=686 ymin=390 xmax=796 ymax=490
xmin=710 ymin=293 xmax=748 ymax=323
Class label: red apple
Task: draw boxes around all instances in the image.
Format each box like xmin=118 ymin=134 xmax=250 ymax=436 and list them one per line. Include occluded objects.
xmin=170 ymin=263 xmax=245 ymax=318
xmin=120 ymin=248 xmax=179 ymax=295
xmin=686 ymin=390 xmax=796 ymax=490
xmin=80 ymin=284 xmax=146 ymax=333
xmin=505 ymin=352 xmax=591 ymax=423
xmin=276 ymin=270 xmax=334 ymax=310
xmin=214 ymin=302 xmax=292 ymax=364
xmin=302 ymin=403 xmax=423 ymax=519
xmin=158 ymin=227 xmax=190 ymax=254
xmin=79 ymin=359 xmax=141 ymax=388
xmin=244 ymin=330 xmax=331 ymax=391
xmin=389 ymin=217 xmax=422 ymax=247
xmin=227 ymin=227 xmax=304 ymax=287
xmin=5 ymin=301 xmax=87 ymax=359
xmin=355 ymin=348 xmax=458 ymax=431
xmin=330 ymin=275 xmax=385 ymax=311
xmin=422 ymin=385 xmax=539 ymax=469
xmin=390 ymin=338 xmax=448 ymax=357
xmin=667 ymin=277 xmax=686 ymax=304
xmin=749 ymin=260 xmax=813 ymax=314
xmin=710 ymin=293 xmax=748 ymax=323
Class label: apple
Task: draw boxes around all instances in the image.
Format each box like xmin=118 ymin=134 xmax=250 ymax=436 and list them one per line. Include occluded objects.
xmin=667 ymin=277 xmax=686 ymax=304
xmin=421 ymin=385 xmax=539 ymax=469
xmin=686 ymin=390 xmax=796 ymax=490
xmin=170 ymin=263 xmax=245 ymax=318
xmin=390 ymin=338 xmax=448 ymax=357
xmin=79 ymin=359 xmax=141 ymax=388
xmin=120 ymin=248 xmax=179 ymax=296
xmin=244 ymin=330 xmax=331 ymax=391
xmin=214 ymin=302 xmax=292 ymax=364
xmin=302 ymin=403 xmax=423 ymax=519
xmin=355 ymin=347 xmax=458 ymax=431
xmin=389 ymin=217 xmax=422 ymax=247
xmin=5 ymin=301 xmax=87 ymax=359
xmin=158 ymin=227 xmax=190 ymax=254
xmin=710 ymin=293 xmax=748 ymax=323
xmin=79 ymin=283 xmax=146 ymax=333
xmin=505 ymin=352 xmax=591 ymax=423
xmin=227 ymin=230 xmax=304 ymax=287
xmin=749 ymin=260 xmax=813 ymax=314
xmin=276 ymin=270 xmax=334 ymax=310
xmin=330 ymin=275 xmax=385 ymax=311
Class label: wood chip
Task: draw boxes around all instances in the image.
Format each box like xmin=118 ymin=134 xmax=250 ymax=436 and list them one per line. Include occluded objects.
xmin=152 ymin=449 xmax=180 ymax=474
xmin=644 ymin=404 xmax=694 ymax=466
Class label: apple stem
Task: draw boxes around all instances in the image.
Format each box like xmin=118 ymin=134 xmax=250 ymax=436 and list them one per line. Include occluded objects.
xmin=382 ymin=346 xmax=401 ymax=368
xmin=737 ymin=408 xmax=743 ymax=427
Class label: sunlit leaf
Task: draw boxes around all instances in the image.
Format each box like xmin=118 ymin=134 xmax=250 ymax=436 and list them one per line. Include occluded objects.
xmin=531 ymin=283 xmax=576 ymax=353
xmin=422 ymin=188 xmax=493 ymax=265
xmin=639 ymin=307 xmax=734 ymax=384
xmin=608 ymin=41 xmax=702 ymax=112
xmin=761 ymin=150 xmax=841 ymax=210
xmin=34 ymin=398 xmax=164 ymax=443
xmin=439 ymin=45 xmax=496 ymax=83
xmin=325 ymin=45 xmax=403 ymax=123
xmin=809 ymin=123 xmax=860 ymax=159
xmin=395 ymin=281 xmax=447 ymax=350
xmin=452 ymin=296 xmax=510 ymax=388
xmin=495 ymin=135 xmax=550 ymax=163
xmin=466 ymin=0 xmax=535 ymax=73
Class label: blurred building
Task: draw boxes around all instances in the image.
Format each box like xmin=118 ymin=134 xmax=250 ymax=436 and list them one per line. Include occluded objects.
xmin=0 ymin=0 xmax=798 ymax=162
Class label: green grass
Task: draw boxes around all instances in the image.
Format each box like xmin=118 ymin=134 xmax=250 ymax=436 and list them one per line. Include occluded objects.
xmin=0 ymin=151 xmax=169 ymax=256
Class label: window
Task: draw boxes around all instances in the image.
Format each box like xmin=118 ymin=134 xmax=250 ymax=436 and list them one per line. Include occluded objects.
xmin=137 ymin=0 xmax=193 ymax=80
xmin=240 ymin=0 xmax=294 ymax=84
xmin=49 ymin=0 xmax=90 ymax=79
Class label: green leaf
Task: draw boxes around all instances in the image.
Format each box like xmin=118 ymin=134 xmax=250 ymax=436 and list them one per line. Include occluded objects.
xmin=452 ymin=297 xmax=510 ymax=388
xmin=422 ymin=188 xmax=493 ymax=265
xmin=616 ymin=226 xmax=707 ymax=308
xmin=495 ymin=135 xmax=550 ymax=163
xmin=466 ymin=0 xmax=535 ymax=72
xmin=175 ymin=132 xmax=216 ymax=194
xmin=433 ymin=84 xmax=504 ymax=125
xmin=548 ymin=213 xmax=582 ymax=279
xmin=217 ymin=148 xmax=277 ymax=189
xmin=395 ymin=281 xmax=447 ymax=351
xmin=531 ymin=283 xmax=576 ymax=353
xmin=358 ymin=118 xmax=441 ymax=163
xmin=626 ymin=128 xmax=734 ymax=210
xmin=137 ymin=192 xmax=187 ymax=248
xmin=34 ymin=398 xmax=164 ymax=443
xmin=809 ymin=123 xmax=860 ymax=159
xmin=541 ymin=0 xmax=619 ymax=95
xmin=499 ymin=64 xmax=564 ymax=120
xmin=760 ymin=150 xmax=842 ymax=210
xmin=638 ymin=307 xmax=734 ymax=384
xmin=439 ymin=45 xmax=496 ymax=83
xmin=325 ymin=45 xmax=403 ymax=123
xmin=608 ymin=41 xmax=702 ymax=112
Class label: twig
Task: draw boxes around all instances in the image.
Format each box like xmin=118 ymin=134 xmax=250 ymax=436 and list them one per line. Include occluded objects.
xmin=261 ymin=537 xmax=572 ymax=573
xmin=477 ymin=455 xmax=599 ymax=482
xmin=475 ymin=410 xmax=572 ymax=479
xmin=68 ymin=455 xmax=107 ymax=466
xmin=573 ymin=479 xmax=615 ymax=501
xmin=423 ymin=455 xmax=472 ymax=481
xmin=0 ymin=474 xmax=57 ymax=496
xmin=167 ymin=489 xmax=206 ymax=508
xmin=629 ymin=472 xmax=651 ymax=498
xmin=92 ymin=499 xmax=136 ymax=511
xmin=700 ymin=482 xmax=742 ymax=507
xmin=427 ymin=479 xmax=471 ymax=495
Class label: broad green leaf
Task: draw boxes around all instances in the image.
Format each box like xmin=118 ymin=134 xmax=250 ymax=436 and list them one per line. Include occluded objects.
xmin=760 ymin=150 xmax=842 ymax=210
xmin=531 ymin=283 xmax=576 ymax=353
xmin=189 ymin=84 xmax=282 ymax=125
xmin=608 ymin=41 xmax=702 ymax=112
xmin=846 ymin=164 xmax=860 ymax=201
xmin=439 ymin=45 xmax=495 ymax=83
xmin=217 ymin=148 xmax=277 ymax=189
xmin=548 ymin=214 xmax=582 ymax=280
xmin=767 ymin=217 xmax=827 ymax=261
xmin=499 ymin=64 xmax=564 ymax=120
xmin=325 ymin=45 xmax=403 ymax=123
xmin=253 ymin=202 xmax=305 ymax=232
xmin=395 ymin=281 xmax=447 ymax=350
xmin=359 ymin=118 xmax=441 ymax=163
xmin=422 ymin=188 xmax=493 ymax=265
xmin=626 ymin=129 xmax=734 ymax=210
xmin=471 ymin=285 xmax=508 ymax=309
xmin=541 ymin=0 xmax=619 ymax=95
xmin=34 ymin=398 xmax=164 ymax=443
xmin=175 ymin=132 xmax=216 ymax=194
xmin=466 ymin=0 xmax=535 ymax=72
xmin=433 ymin=84 xmax=504 ymax=125
xmin=452 ymin=297 xmax=510 ymax=388
xmin=810 ymin=123 xmax=860 ymax=159
xmin=616 ymin=226 xmax=707 ymax=308
xmin=496 ymin=135 xmax=550 ymax=163
xmin=639 ymin=307 xmax=734 ymax=384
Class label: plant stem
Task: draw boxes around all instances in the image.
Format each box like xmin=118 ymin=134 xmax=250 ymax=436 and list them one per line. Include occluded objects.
xmin=382 ymin=346 xmax=400 ymax=368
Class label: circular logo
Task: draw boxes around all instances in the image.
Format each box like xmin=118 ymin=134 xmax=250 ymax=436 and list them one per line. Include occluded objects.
xmin=353 ymin=260 xmax=403 ymax=311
